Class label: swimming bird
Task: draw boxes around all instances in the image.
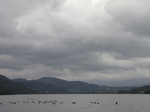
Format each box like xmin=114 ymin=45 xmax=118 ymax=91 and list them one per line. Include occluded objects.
xmin=72 ymin=102 xmax=76 ymax=104
xmin=116 ymin=102 xmax=118 ymax=105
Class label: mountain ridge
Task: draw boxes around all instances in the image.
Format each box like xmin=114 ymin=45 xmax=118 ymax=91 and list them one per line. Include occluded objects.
xmin=0 ymin=74 xmax=134 ymax=94
xmin=12 ymin=76 xmax=131 ymax=94
xmin=0 ymin=74 xmax=36 ymax=95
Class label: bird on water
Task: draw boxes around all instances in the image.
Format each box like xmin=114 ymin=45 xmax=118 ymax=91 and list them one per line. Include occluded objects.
xmin=116 ymin=102 xmax=118 ymax=105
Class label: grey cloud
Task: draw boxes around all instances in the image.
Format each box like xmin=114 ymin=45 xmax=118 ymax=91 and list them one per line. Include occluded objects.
xmin=105 ymin=0 xmax=150 ymax=36
xmin=0 ymin=0 xmax=41 ymax=20
xmin=0 ymin=54 xmax=29 ymax=70
xmin=43 ymin=0 xmax=66 ymax=11
xmin=1 ymin=0 xmax=150 ymax=86
xmin=0 ymin=20 xmax=18 ymax=38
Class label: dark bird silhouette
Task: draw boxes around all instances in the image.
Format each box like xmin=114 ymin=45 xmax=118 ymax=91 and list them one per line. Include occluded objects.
xmin=72 ymin=102 xmax=76 ymax=104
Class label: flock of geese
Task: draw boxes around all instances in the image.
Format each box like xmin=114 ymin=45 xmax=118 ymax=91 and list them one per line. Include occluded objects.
xmin=0 ymin=98 xmax=118 ymax=106
xmin=8 ymin=100 xmax=64 ymax=105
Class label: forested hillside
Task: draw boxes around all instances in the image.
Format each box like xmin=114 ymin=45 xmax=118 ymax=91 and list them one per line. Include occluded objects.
xmin=118 ymin=85 xmax=150 ymax=94
xmin=0 ymin=74 xmax=36 ymax=95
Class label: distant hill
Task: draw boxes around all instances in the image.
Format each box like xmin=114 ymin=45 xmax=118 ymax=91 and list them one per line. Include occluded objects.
xmin=118 ymin=85 xmax=150 ymax=94
xmin=13 ymin=77 xmax=119 ymax=94
xmin=13 ymin=78 xmax=28 ymax=83
xmin=0 ymin=74 xmax=36 ymax=95
xmin=0 ymin=74 xmax=135 ymax=94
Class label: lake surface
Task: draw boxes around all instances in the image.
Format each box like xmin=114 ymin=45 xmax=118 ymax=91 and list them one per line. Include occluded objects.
xmin=0 ymin=94 xmax=150 ymax=112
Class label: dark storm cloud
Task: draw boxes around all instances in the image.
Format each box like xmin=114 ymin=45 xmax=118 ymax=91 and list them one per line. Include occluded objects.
xmin=1 ymin=0 xmax=150 ymax=86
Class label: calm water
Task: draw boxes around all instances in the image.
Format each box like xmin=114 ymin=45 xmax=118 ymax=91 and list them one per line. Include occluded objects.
xmin=0 ymin=94 xmax=150 ymax=112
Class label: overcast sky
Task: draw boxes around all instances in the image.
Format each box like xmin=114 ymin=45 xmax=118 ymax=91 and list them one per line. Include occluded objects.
xmin=1 ymin=0 xmax=150 ymax=86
